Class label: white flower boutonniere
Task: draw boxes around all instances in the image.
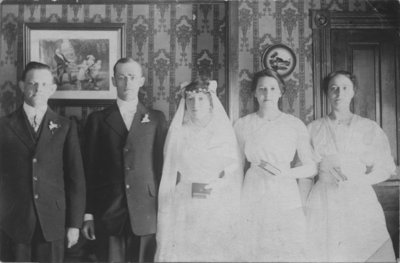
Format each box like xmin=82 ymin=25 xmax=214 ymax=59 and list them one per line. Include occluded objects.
xmin=48 ymin=120 xmax=61 ymax=134
xmin=141 ymin=113 xmax=150 ymax=123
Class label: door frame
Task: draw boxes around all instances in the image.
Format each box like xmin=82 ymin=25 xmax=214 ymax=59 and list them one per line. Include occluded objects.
xmin=310 ymin=10 xmax=398 ymax=118
xmin=310 ymin=10 xmax=399 ymax=166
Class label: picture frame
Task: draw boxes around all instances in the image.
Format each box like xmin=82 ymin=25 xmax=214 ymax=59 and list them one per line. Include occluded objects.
xmin=261 ymin=44 xmax=297 ymax=78
xmin=23 ymin=23 xmax=126 ymax=106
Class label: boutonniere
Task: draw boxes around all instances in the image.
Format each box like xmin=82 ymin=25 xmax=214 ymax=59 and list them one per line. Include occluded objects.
xmin=141 ymin=113 xmax=150 ymax=123
xmin=48 ymin=120 xmax=61 ymax=134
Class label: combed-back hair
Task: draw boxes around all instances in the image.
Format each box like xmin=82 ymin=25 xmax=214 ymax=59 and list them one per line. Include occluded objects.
xmin=21 ymin=61 xmax=52 ymax=81
xmin=113 ymin=57 xmax=142 ymax=76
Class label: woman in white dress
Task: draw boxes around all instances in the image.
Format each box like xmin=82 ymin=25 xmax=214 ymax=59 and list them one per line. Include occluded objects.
xmin=234 ymin=69 xmax=317 ymax=262
xmin=155 ymin=78 xmax=243 ymax=262
xmin=306 ymin=70 xmax=396 ymax=262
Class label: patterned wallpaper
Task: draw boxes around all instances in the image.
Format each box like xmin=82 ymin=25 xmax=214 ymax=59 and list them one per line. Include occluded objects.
xmin=238 ymin=0 xmax=367 ymax=123
xmin=0 ymin=3 xmax=227 ymax=123
xmin=0 ymin=0 xmax=371 ymax=125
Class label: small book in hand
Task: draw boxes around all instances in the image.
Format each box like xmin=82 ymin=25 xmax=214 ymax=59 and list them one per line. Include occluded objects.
xmin=258 ymin=160 xmax=281 ymax=176
xmin=192 ymin=183 xmax=211 ymax=199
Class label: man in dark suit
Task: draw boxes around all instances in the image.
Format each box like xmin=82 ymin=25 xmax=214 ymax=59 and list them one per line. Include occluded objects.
xmin=82 ymin=57 xmax=167 ymax=262
xmin=0 ymin=61 xmax=86 ymax=262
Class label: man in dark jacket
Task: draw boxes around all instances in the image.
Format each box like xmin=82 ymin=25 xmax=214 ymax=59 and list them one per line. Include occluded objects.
xmin=0 ymin=61 xmax=86 ymax=262
xmin=82 ymin=57 xmax=167 ymax=262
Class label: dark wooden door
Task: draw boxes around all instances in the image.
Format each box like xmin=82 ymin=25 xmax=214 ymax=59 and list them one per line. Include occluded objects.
xmin=331 ymin=29 xmax=398 ymax=158
xmin=330 ymin=28 xmax=399 ymax=257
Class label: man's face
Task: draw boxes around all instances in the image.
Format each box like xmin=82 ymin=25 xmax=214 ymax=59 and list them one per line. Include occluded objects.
xmin=112 ymin=61 xmax=145 ymax=101
xmin=19 ymin=69 xmax=56 ymax=108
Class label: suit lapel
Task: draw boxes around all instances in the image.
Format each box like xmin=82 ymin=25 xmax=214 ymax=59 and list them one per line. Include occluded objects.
xmin=126 ymin=103 xmax=148 ymax=144
xmin=34 ymin=109 xmax=59 ymax=155
xmin=8 ymin=107 xmax=36 ymax=151
xmin=105 ymin=104 xmax=128 ymax=138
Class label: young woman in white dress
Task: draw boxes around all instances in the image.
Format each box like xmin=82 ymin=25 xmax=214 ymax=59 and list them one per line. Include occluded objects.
xmin=234 ymin=69 xmax=317 ymax=262
xmin=306 ymin=70 xmax=396 ymax=262
xmin=155 ymin=78 xmax=243 ymax=262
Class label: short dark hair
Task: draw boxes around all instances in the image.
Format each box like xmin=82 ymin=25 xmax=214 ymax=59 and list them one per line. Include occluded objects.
xmin=251 ymin=68 xmax=286 ymax=94
xmin=323 ymin=70 xmax=358 ymax=94
xmin=21 ymin=61 xmax=52 ymax=81
xmin=113 ymin=57 xmax=142 ymax=76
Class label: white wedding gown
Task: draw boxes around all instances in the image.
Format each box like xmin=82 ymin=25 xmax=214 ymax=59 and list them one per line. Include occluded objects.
xmin=234 ymin=112 xmax=315 ymax=262
xmin=306 ymin=115 xmax=396 ymax=262
xmin=156 ymin=88 xmax=242 ymax=262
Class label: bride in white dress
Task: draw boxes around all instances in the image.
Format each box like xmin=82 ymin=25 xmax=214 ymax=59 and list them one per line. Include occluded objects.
xmin=306 ymin=70 xmax=396 ymax=262
xmin=155 ymin=78 xmax=243 ymax=262
xmin=234 ymin=69 xmax=317 ymax=262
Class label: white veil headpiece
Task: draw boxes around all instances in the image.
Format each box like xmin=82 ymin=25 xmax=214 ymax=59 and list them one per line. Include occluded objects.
xmin=158 ymin=80 xmax=239 ymax=209
xmin=155 ymin=80 xmax=242 ymax=260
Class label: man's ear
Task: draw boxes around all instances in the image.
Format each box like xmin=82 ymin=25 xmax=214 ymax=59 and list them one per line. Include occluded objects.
xmin=112 ymin=76 xmax=116 ymax=87
xmin=18 ymin=80 xmax=25 ymax=92
xmin=49 ymin=83 xmax=57 ymax=96
xmin=139 ymin=76 xmax=145 ymax=87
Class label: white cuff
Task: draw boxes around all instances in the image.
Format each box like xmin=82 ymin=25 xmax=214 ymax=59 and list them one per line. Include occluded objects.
xmin=84 ymin=213 xmax=94 ymax=221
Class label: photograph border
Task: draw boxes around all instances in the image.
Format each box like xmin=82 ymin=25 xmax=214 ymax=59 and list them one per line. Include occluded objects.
xmin=23 ymin=22 xmax=126 ymax=107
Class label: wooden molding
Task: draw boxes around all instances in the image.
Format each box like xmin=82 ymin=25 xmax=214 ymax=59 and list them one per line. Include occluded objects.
xmin=310 ymin=9 xmax=399 ymax=119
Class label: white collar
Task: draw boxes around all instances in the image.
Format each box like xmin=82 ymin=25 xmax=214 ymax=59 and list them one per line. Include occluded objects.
xmin=117 ymin=98 xmax=138 ymax=112
xmin=23 ymin=102 xmax=47 ymax=118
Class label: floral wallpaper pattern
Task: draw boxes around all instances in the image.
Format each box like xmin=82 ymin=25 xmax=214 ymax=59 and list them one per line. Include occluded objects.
xmin=0 ymin=0 xmax=370 ymax=124
xmin=0 ymin=3 xmax=227 ymax=123
xmin=237 ymin=0 xmax=367 ymax=123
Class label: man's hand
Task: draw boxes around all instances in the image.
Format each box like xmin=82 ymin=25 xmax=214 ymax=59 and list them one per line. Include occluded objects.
xmin=82 ymin=220 xmax=96 ymax=240
xmin=67 ymin=227 xmax=80 ymax=248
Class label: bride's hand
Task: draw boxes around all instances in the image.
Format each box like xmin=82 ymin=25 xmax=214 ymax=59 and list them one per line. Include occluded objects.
xmin=204 ymin=178 xmax=225 ymax=193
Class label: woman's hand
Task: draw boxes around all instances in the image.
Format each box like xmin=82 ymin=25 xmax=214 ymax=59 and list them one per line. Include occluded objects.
xmin=204 ymin=178 xmax=225 ymax=194
xmin=329 ymin=166 xmax=348 ymax=183
xmin=318 ymin=166 xmax=348 ymax=185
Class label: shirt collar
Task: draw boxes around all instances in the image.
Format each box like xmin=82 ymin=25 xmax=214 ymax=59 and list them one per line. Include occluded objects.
xmin=117 ymin=98 xmax=138 ymax=113
xmin=23 ymin=102 xmax=47 ymax=118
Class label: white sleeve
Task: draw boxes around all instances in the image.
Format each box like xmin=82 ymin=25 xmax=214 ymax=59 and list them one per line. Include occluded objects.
xmin=285 ymin=120 xmax=317 ymax=179
xmin=84 ymin=213 xmax=94 ymax=221
xmin=361 ymin=124 xmax=395 ymax=185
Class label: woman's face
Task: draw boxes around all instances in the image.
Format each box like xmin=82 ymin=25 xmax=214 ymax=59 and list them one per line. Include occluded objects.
xmin=255 ymin=76 xmax=282 ymax=107
xmin=185 ymin=92 xmax=212 ymax=122
xmin=327 ymin=74 xmax=355 ymax=110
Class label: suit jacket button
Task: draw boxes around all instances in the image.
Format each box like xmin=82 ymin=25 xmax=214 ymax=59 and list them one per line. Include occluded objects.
xmin=126 ymin=184 xmax=130 ymax=189
xmin=33 ymin=176 xmax=38 ymax=181
xmin=34 ymin=194 xmax=39 ymax=199
xmin=32 ymin=158 xmax=37 ymax=163
xmin=124 ymin=148 xmax=129 ymax=152
xmin=125 ymin=166 xmax=130 ymax=171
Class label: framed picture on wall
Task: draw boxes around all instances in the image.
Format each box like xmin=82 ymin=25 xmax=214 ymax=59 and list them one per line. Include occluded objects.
xmin=261 ymin=44 xmax=296 ymax=78
xmin=23 ymin=23 xmax=125 ymax=106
